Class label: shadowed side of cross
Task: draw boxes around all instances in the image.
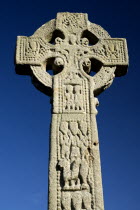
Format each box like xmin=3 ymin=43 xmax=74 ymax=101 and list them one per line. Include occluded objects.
xmin=15 ymin=12 xmax=128 ymax=97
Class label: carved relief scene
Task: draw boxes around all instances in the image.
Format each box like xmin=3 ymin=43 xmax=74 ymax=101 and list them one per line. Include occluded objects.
xmin=61 ymin=69 xmax=89 ymax=114
xmin=63 ymin=84 xmax=84 ymax=112
xmin=58 ymin=119 xmax=94 ymax=210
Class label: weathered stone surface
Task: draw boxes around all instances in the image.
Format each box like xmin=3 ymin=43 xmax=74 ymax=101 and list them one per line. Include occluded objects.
xmin=15 ymin=12 xmax=128 ymax=210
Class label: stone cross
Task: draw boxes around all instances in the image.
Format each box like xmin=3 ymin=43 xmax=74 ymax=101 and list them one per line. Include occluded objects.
xmin=15 ymin=12 xmax=128 ymax=210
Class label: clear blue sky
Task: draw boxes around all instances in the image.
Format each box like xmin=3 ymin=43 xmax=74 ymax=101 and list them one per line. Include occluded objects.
xmin=0 ymin=0 xmax=139 ymax=210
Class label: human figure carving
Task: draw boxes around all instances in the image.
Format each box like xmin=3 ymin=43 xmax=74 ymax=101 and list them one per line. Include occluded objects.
xmin=65 ymin=85 xmax=74 ymax=110
xmin=59 ymin=158 xmax=71 ymax=189
xmin=61 ymin=134 xmax=70 ymax=159
xmin=72 ymin=192 xmax=82 ymax=210
xmin=82 ymin=58 xmax=91 ymax=73
xmin=70 ymin=134 xmax=81 ymax=188
xmin=74 ymin=85 xmax=83 ymax=111
xmin=60 ymin=122 xmax=71 ymax=159
xmin=82 ymin=191 xmax=92 ymax=210
xmin=80 ymin=147 xmax=89 ymax=189
xmin=62 ymin=192 xmax=71 ymax=210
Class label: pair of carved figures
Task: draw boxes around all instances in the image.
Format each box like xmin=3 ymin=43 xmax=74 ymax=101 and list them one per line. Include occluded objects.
xmin=65 ymin=85 xmax=83 ymax=111
xmin=61 ymin=190 xmax=92 ymax=210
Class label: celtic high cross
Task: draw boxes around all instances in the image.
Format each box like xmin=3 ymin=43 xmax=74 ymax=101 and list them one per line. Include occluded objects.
xmin=15 ymin=13 xmax=128 ymax=210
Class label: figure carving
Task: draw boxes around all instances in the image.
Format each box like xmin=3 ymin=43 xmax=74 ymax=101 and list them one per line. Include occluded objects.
xmin=82 ymin=58 xmax=91 ymax=73
xmin=81 ymin=38 xmax=89 ymax=46
xmin=82 ymin=191 xmax=92 ymax=210
xmin=72 ymin=192 xmax=82 ymax=210
xmin=62 ymin=192 xmax=71 ymax=210
xmin=80 ymin=146 xmax=89 ymax=189
xmin=74 ymin=85 xmax=83 ymax=110
xmin=59 ymin=158 xmax=71 ymax=189
xmin=70 ymin=135 xmax=81 ymax=188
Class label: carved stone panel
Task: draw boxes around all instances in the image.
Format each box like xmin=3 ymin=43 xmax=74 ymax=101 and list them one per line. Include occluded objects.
xmin=49 ymin=68 xmax=104 ymax=210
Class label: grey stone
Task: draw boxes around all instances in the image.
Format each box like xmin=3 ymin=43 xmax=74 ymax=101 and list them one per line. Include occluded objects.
xmin=15 ymin=12 xmax=128 ymax=210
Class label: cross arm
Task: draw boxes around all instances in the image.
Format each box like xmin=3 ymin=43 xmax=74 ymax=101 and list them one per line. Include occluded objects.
xmin=86 ymin=38 xmax=129 ymax=96
xmin=15 ymin=36 xmax=56 ymax=66
xmin=90 ymin=38 xmax=129 ymax=76
xmin=15 ymin=36 xmax=56 ymax=95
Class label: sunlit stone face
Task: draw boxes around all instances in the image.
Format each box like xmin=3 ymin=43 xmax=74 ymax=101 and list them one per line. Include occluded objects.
xmin=15 ymin=12 xmax=128 ymax=210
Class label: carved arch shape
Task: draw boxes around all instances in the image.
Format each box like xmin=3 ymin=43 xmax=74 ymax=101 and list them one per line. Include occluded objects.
xmin=31 ymin=65 xmax=53 ymax=95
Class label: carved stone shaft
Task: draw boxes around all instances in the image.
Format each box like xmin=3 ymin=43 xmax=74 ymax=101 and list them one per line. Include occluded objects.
xmin=15 ymin=12 xmax=128 ymax=210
